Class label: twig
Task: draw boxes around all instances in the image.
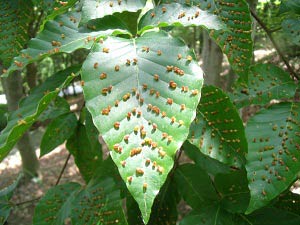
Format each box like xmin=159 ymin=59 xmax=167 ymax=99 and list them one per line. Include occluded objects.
xmin=14 ymin=196 xmax=41 ymax=206
xmin=250 ymin=9 xmax=299 ymax=80
xmin=55 ymin=153 xmax=71 ymax=186
xmin=14 ymin=152 xmax=72 ymax=207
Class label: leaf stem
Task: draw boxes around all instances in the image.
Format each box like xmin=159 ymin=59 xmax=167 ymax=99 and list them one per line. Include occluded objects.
xmin=250 ymin=9 xmax=299 ymax=80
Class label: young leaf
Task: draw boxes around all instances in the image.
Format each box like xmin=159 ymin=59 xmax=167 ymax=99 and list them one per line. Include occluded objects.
xmin=70 ymin=177 xmax=128 ymax=225
xmin=40 ymin=112 xmax=78 ymax=157
xmin=174 ymin=164 xmax=219 ymax=211
xmin=214 ymin=170 xmax=250 ymax=213
xmin=188 ymin=86 xmax=247 ymax=168
xmin=0 ymin=66 xmax=79 ymax=162
xmin=66 ymin=112 xmax=103 ymax=182
xmin=0 ymin=174 xmax=22 ymax=225
xmin=0 ymin=0 xmax=33 ymax=67
xmin=138 ymin=3 xmax=224 ymax=33
xmin=32 ymin=182 xmax=81 ymax=225
xmin=231 ymin=64 xmax=298 ymax=108
xmin=4 ymin=11 xmax=128 ymax=76
xmin=245 ymin=102 xmax=300 ymax=214
xmin=82 ymin=30 xmax=203 ymax=223
xmin=282 ymin=19 xmax=300 ymax=46
xmin=81 ymin=0 xmax=147 ymax=24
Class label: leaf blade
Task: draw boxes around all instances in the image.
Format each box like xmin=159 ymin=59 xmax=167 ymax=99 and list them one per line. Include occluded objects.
xmin=246 ymin=102 xmax=300 ymax=213
xmin=82 ymin=30 xmax=203 ymax=223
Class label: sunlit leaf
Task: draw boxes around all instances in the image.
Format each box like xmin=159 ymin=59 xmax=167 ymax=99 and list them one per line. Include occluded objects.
xmin=82 ymin=30 xmax=203 ymax=223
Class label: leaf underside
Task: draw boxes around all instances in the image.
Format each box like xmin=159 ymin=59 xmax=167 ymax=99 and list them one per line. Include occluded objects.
xmin=81 ymin=0 xmax=147 ymax=24
xmin=82 ymin=30 xmax=203 ymax=223
xmin=231 ymin=64 xmax=298 ymax=108
xmin=189 ymin=86 xmax=247 ymax=168
xmin=4 ymin=11 xmax=127 ymax=76
xmin=0 ymin=66 xmax=79 ymax=162
xmin=138 ymin=3 xmax=224 ymax=33
xmin=160 ymin=0 xmax=253 ymax=80
xmin=246 ymin=102 xmax=300 ymax=213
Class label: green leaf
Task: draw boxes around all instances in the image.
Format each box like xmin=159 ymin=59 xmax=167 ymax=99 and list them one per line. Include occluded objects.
xmin=231 ymin=64 xmax=298 ymax=108
xmin=279 ymin=0 xmax=300 ymax=15
xmin=81 ymin=0 xmax=147 ymax=24
xmin=159 ymin=0 xmax=253 ymax=80
xmin=34 ymin=0 xmax=78 ymax=31
xmin=32 ymin=182 xmax=81 ymax=225
xmin=0 ymin=66 xmax=79 ymax=162
xmin=0 ymin=174 xmax=22 ymax=225
xmin=174 ymin=164 xmax=219 ymax=211
xmin=38 ymin=97 xmax=70 ymax=122
xmin=70 ymin=177 xmax=128 ymax=225
xmin=246 ymin=207 xmax=300 ymax=225
xmin=0 ymin=0 xmax=33 ymax=67
xmin=66 ymin=112 xmax=103 ymax=182
xmin=188 ymin=85 xmax=247 ymax=168
xmin=179 ymin=205 xmax=236 ymax=225
xmin=183 ymin=141 xmax=231 ymax=176
xmin=82 ymin=30 xmax=203 ymax=223
xmin=215 ymin=170 xmax=250 ymax=213
xmin=40 ymin=112 xmax=77 ymax=157
xmin=4 ymin=11 xmax=128 ymax=76
xmin=138 ymin=3 xmax=224 ymax=33
xmin=282 ymin=19 xmax=300 ymax=46
xmin=245 ymin=102 xmax=300 ymax=214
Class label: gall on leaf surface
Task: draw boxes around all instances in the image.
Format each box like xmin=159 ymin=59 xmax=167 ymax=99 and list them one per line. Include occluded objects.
xmin=155 ymin=0 xmax=253 ymax=81
xmin=246 ymin=102 xmax=300 ymax=214
xmin=81 ymin=0 xmax=147 ymax=24
xmin=4 ymin=11 xmax=128 ymax=76
xmin=188 ymin=86 xmax=247 ymax=168
xmin=231 ymin=64 xmax=298 ymax=108
xmin=82 ymin=30 xmax=203 ymax=223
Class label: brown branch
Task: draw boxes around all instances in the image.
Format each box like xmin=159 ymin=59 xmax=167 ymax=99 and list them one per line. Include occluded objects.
xmin=14 ymin=152 xmax=72 ymax=207
xmin=250 ymin=9 xmax=299 ymax=80
xmin=14 ymin=196 xmax=41 ymax=206
xmin=55 ymin=153 xmax=71 ymax=186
